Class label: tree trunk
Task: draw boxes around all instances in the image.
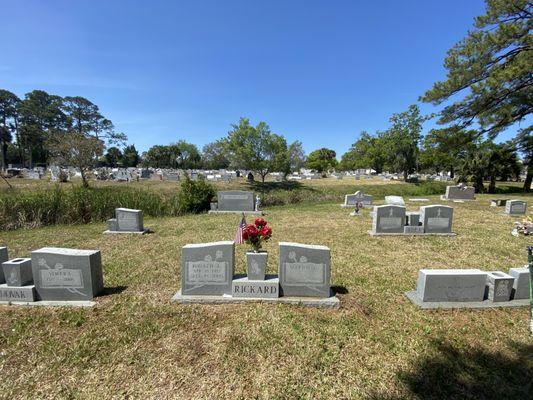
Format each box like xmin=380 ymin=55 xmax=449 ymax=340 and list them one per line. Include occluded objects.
xmin=488 ymin=173 xmax=496 ymax=194
xmin=450 ymin=165 xmax=455 ymax=179
xmin=523 ymin=162 xmax=532 ymax=193
xmin=403 ymin=170 xmax=408 ymax=181
xmin=80 ymin=168 xmax=89 ymax=188
xmin=474 ymin=172 xmax=485 ymax=194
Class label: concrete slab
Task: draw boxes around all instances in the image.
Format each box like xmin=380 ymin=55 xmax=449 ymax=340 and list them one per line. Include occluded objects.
xmin=0 ymin=300 xmax=96 ymax=307
xmin=405 ymin=291 xmax=529 ymax=310
xmin=368 ymin=231 xmax=457 ymax=237
xmin=208 ymin=210 xmax=264 ymax=215
xmin=171 ymin=290 xmax=340 ymax=309
xmin=103 ymin=229 xmax=150 ymax=235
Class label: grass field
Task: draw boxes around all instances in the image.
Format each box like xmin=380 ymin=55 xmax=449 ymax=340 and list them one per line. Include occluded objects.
xmin=0 ymin=184 xmax=532 ymax=398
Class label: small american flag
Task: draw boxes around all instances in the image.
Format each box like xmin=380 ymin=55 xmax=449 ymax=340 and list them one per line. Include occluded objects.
xmin=234 ymin=214 xmax=247 ymax=244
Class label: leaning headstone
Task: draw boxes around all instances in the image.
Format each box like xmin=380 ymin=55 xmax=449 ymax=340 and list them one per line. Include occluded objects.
xmin=508 ymin=267 xmax=530 ymax=299
xmin=442 ymin=185 xmax=475 ymax=201
xmin=505 ymin=200 xmax=527 ymax=215
xmin=416 ymin=269 xmax=487 ymax=302
xmin=181 ymin=241 xmax=234 ymax=296
xmin=0 ymin=247 xmax=8 ymax=283
xmin=106 ymin=208 xmax=147 ymax=234
xmin=2 ymin=258 xmax=33 ymax=286
xmin=486 ymin=271 xmax=514 ymax=302
xmin=385 ymin=196 xmax=405 ymax=206
xmin=278 ymin=242 xmax=331 ymax=298
xmin=31 ymin=248 xmax=104 ymax=301
xmin=370 ymin=205 xmax=406 ymax=235
xmin=490 ymin=199 xmax=508 ymax=207
xmin=420 ymin=205 xmax=454 ymax=234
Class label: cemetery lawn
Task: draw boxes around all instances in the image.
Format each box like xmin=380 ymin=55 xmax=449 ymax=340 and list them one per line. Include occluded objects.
xmin=1 ymin=193 xmax=532 ymax=399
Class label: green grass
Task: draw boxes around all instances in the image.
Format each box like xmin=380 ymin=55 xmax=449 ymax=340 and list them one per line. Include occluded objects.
xmin=0 ymin=192 xmax=532 ymax=399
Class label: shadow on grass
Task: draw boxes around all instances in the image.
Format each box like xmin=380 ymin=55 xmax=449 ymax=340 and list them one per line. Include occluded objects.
xmin=369 ymin=340 xmax=533 ymax=400
xmin=247 ymin=180 xmax=316 ymax=193
xmin=100 ymin=286 xmax=128 ymax=297
xmin=331 ymin=285 xmax=349 ymax=294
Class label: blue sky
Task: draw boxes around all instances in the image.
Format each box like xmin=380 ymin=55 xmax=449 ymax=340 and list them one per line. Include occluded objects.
xmin=0 ymin=0 xmax=524 ymax=156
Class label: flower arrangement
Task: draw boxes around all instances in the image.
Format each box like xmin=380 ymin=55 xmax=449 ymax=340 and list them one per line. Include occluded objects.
xmin=512 ymin=216 xmax=532 ymax=236
xmin=242 ymin=218 xmax=273 ymax=252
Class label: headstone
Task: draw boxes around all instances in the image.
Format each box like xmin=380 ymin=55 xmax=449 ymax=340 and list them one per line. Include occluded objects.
xmin=0 ymin=247 xmax=8 ymax=283
xmin=181 ymin=241 xmax=234 ymax=296
xmin=505 ymin=200 xmax=527 ymax=215
xmin=508 ymin=267 xmax=530 ymax=299
xmin=442 ymin=185 xmax=475 ymax=201
xmin=343 ymin=191 xmax=373 ymax=207
xmin=404 ymin=226 xmax=424 ymax=234
xmin=2 ymin=258 xmax=33 ymax=286
xmin=416 ymin=269 xmax=487 ymax=302
xmin=486 ymin=271 xmax=514 ymax=302
xmin=231 ymin=276 xmax=279 ymax=299
xmin=420 ymin=205 xmax=453 ymax=234
xmin=371 ymin=205 xmax=406 ymax=234
xmin=385 ymin=196 xmax=405 ymax=206
xmin=217 ymin=191 xmax=255 ymax=212
xmin=107 ymin=208 xmax=145 ymax=233
xmin=278 ymin=242 xmax=331 ymax=298
xmin=31 ymin=248 xmax=104 ymax=301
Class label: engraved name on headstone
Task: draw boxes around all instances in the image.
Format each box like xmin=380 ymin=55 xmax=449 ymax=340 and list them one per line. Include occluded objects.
xmin=279 ymin=242 xmax=331 ymax=298
xmin=181 ymin=241 xmax=234 ymax=296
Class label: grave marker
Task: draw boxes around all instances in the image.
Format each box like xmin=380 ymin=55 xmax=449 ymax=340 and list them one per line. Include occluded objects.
xmin=420 ymin=205 xmax=454 ymax=234
xmin=505 ymin=200 xmax=527 ymax=215
xmin=371 ymin=205 xmax=406 ymax=234
xmin=416 ymin=269 xmax=487 ymax=302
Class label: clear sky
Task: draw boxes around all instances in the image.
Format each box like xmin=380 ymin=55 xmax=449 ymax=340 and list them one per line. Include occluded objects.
xmin=0 ymin=0 xmax=523 ymax=156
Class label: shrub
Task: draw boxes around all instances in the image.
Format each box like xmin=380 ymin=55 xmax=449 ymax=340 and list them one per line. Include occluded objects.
xmin=177 ymin=176 xmax=216 ymax=214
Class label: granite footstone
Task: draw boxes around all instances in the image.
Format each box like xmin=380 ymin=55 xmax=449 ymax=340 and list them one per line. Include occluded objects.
xmin=416 ymin=269 xmax=487 ymax=302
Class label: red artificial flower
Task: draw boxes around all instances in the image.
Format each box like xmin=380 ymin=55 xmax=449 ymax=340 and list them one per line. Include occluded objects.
xmin=255 ymin=218 xmax=267 ymax=228
xmin=244 ymin=224 xmax=259 ymax=238
xmin=260 ymin=226 xmax=272 ymax=237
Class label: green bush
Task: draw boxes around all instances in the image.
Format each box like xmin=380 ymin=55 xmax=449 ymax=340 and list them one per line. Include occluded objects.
xmin=177 ymin=176 xmax=216 ymax=214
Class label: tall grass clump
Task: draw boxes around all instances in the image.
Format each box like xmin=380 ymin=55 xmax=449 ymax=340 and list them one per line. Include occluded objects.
xmin=0 ymin=180 xmax=216 ymax=231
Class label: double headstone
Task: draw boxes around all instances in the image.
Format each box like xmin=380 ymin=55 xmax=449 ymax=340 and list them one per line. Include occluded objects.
xmin=106 ymin=208 xmax=146 ymax=233
xmin=505 ymin=200 xmax=527 ymax=215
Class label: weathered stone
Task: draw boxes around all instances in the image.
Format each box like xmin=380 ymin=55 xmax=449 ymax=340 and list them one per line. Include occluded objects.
xmin=442 ymin=185 xmax=475 ymax=200
xmin=116 ymin=208 xmax=144 ymax=232
xmin=232 ymin=276 xmax=279 ymax=298
xmin=0 ymin=247 xmax=8 ymax=283
xmin=486 ymin=271 xmax=514 ymax=302
xmin=2 ymin=258 xmax=33 ymax=287
xmin=279 ymin=242 xmax=331 ymax=298
xmin=0 ymin=284 xmax=36 ymax=302
xmin=490 ymin=199 xmax=508 ymax=207
xmin=416 ymin=269 xmax=487 ymax=302
xmin=343 ymin=191 xmax=373 ymax=207
xmin=508 ymin=267 xmax=530 ymax=299
xmin=181 ymin=241 xmax=234 ymax=296
xmin=217 ymin=191 xmax=255 ymax=212
xmin=371 ymin=205 xmax=406 ymax=234
xmin=31 ymin=248 xmax=104 ymax=301
xmin=420 ymin=205 xmax=454 ymax=234
xmin=406 ymin=212 xmax=420 ymax=226
xmin=505 ymin=200 xmax=527 ymax=215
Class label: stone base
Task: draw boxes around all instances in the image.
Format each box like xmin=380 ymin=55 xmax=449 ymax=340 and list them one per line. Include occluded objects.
xmin=408 ymin=198 xmax=430 ymax=202
xmin=405 ymin=291 xmax=529 ymax=310
xmin=0 ymin=284 xmax=36 ymax=302
xmin=103 ymin=229 xmax=150 ymax=235
xmin=440 ymin=195 xmax=474 ymax=202
xmin=171 ymin=289 xmax=340 ymax=309
xmin=368 ymin=230 xmax=456 ymax=237
xmin=0 ymin=300 xmax=96 ymax=307
xmin=208 ymin=210 xmax=263 ymax=215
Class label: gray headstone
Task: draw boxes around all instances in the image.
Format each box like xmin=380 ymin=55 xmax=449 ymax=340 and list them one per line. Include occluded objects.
xmin=31 ymin=248 xmax=104 ymax=301
xmin=420 ymin=205 xmax=453 ymax=234
xmin=444 ymin=185 xmax=475 ymax=200
xmin=505 ymin=200 xmax=527 ymax=215
xmin=385 ymin=196 xmax=405 ymax=206
xmin=508 ymin=267 xmax=530 ymax=299
xmin=486 ymin=271 xmax=514 ymax=302
xmin=344 ymin=191 xmax=373 ymax=206
xmin=406 ymin=212 xmax=420 ymax=226
xmin=416 ymin=269 xmax=487 ymax=302
xmin=2 ymin=258 xmax=33 ymax=287
xmin=0 ymin=247 xmax=8 ymax=283
xmin=217 ymin=191 xmax=255 ymax=212
xmin=278 ymin=242 xmax=331 ymax=298
xmin=371 ymin=205 xmax=406 ymax=234
xmin=115 ymin=208 xmax=144 ymax=232
xmin=181 ymin=241 xmax=234 ymax=296
xmin=232 ymin=276 xmax=279 ymax=298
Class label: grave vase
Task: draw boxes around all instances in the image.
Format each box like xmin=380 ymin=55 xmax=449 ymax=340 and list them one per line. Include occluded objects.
xmin=246 ymin=251 xmax=268 ymax=281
